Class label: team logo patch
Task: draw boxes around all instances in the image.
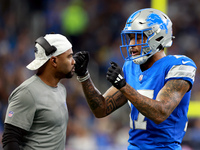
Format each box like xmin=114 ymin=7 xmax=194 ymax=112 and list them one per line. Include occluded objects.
xmin=146 ymin=13 xmax=169 ymax=34
xmin=8 ymin=111 xmax=14 ymax=117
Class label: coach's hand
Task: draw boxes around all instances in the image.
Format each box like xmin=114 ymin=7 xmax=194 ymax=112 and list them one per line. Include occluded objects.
xmin=106 ymin=61 xmax=126 ymax=89
xmin=73 ymin=51 xmax=89 ymax=76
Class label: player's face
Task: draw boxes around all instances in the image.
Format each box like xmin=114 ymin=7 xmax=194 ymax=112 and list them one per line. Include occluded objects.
xmin=56 ymin=48 xmax=75 ymax=79
xmin=128 ymin=34 xmax=147 ymax=57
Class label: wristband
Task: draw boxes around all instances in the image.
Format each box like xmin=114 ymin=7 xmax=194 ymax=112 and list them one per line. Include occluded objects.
xmin=77 ymin=73 xmax=90 ymax=82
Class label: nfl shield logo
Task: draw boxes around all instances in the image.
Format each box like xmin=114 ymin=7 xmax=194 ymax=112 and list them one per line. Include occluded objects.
xmin=139 ymin=75 xmax=143 ymax=81
xmin=8 ymin=111 xmax=14 ymax=117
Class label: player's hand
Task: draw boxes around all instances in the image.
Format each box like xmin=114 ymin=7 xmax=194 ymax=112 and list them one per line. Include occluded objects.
xmin=73 ymin=51 xmax=89 ymax=76
xmin=106 ymin=61 xmax=126 ymax=89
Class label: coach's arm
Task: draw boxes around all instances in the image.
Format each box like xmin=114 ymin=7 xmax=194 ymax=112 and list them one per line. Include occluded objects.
xmin=2 ymin=123 xmax=27 ymax=150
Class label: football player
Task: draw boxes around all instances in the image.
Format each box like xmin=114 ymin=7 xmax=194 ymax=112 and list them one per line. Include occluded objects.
xmin=74 ymin=8 xmax=197 ymax=149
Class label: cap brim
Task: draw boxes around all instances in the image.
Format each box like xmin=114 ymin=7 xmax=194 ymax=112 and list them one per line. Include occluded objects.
xmin=26 ymin=59 xmax=49 ymax=70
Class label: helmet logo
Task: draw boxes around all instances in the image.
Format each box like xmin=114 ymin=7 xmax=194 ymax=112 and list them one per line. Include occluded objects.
xmin=146 ymin=13 xmax=169 ymax=34
xmin=124 ymin=11 xmax=140 ymax=30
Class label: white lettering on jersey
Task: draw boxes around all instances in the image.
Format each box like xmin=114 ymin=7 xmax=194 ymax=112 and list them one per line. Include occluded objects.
xmin=128 ymin=90 xmax=154 ymax=130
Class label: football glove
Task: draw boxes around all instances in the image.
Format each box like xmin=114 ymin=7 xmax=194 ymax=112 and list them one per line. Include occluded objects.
xmin=106 ymin=61 xmax=126 ymax=89
xmin=73 ymin=51 xmax=89 ymax=76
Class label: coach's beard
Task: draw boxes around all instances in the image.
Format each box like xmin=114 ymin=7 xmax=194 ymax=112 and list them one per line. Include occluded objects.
xmin=65 ymin=70 xmax=74 ymax=78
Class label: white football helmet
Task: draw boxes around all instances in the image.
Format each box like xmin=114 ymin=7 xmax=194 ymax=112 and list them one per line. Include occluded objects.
xmin=120 ymin=8 xmax=173 ymax=64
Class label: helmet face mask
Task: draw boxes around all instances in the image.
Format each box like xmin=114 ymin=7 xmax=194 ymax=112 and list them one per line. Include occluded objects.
xmin=120 ymin=8 xmax=173 ymax=65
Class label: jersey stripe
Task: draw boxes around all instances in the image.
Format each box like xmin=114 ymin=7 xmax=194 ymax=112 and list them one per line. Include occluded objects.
xmin=165 ymin=65 xmax=196 ymax=81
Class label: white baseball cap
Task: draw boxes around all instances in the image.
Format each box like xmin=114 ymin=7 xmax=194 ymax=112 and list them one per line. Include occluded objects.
xmin=26 ymin=34 xmax=72 ymax=70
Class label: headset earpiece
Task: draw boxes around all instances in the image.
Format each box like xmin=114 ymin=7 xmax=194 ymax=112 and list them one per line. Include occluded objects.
xmin=35 ymin=36 xmax=57 ymax=56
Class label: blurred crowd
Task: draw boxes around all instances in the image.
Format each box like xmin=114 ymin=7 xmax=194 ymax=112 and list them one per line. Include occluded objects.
xmin=0 ymin=0 xmax=200 ymax=149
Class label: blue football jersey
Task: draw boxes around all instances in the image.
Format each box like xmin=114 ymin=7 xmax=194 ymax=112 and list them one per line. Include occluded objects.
xmin=123 ymin=55 xmax=196 ymax=150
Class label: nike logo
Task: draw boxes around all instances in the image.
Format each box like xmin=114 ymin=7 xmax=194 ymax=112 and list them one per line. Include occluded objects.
xmin=182 ymin=60 xmax=191 ymax=64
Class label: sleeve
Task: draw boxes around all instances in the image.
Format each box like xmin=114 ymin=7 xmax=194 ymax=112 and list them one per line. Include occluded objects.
xmin=4 ymin=88 xmax=36 ymax=131
xmin=165 ymin=55 xmax=197 ymax=91
xmin=2 ymin=123 xmax=28 ymax=150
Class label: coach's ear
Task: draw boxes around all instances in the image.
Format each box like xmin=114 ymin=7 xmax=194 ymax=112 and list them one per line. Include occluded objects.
xmin=50 ymin=56 xmax=57 ymax=67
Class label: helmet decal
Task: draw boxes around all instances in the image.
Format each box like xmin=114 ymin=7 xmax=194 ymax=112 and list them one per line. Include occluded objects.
xmin=125 ymin=11 xmax=141 ymax=30
xmin=146 ymin=13 xmax=169 ymax=34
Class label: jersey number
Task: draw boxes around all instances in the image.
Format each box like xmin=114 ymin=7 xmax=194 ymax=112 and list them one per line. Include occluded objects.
xmin=128 ymin=90 xmax=154 ymax=130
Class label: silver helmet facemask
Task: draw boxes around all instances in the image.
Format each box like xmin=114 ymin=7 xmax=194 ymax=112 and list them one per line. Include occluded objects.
xmin=120 ymin=8 xmax=173 ymax=65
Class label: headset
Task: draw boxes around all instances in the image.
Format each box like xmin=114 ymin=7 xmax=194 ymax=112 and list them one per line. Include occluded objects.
xmin=35 ymin=36 xmax=57 ymax=56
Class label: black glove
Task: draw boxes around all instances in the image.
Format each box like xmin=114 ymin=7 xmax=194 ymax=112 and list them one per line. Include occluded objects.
xmin=73 ymin=51 xmax=89 ymax=76
xmin=106 ymin=61 xmax=126 ymax=89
